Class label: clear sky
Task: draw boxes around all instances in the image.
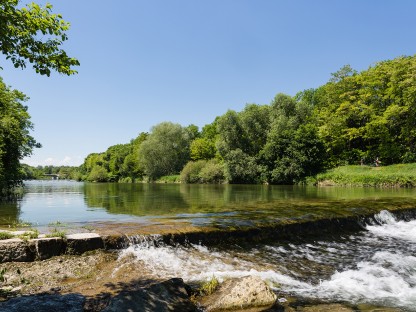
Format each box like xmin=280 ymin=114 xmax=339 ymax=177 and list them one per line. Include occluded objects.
xmin=2 ymin=1 xmax=416 ymax=167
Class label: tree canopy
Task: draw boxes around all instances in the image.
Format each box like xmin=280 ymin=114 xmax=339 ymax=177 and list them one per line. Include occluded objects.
xmin=0 ymin=77 xmax=40 ymax=193
xmin=0 ymin=0 xmax=79 ymax=76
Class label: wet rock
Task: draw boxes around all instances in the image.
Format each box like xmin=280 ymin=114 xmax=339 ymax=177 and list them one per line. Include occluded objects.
xmin=29 ymin=237 xmax=65 ymax=260
xmin=356 ymin=303 xmax=402 ymax=311
xmin=201 ymin=276 xmax=277 ymax=311
xmin=0 ymin=239 xmax=34 ymax=262
xmin=0 ymin=293 xmax=85 ymax=312
xmin=66 ymin=233 xmax=104 ymax=255
xmin=102 ymin=234 xmax=129 ymax=250
xmin=103 ymin=278 xmax=198 ymax=312
xmin=297 ymin=303 xmax=354 ymax=312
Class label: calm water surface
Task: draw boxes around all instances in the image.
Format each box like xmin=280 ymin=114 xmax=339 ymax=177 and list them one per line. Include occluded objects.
xmin=0 ymin=180 xmax=415 ymax=228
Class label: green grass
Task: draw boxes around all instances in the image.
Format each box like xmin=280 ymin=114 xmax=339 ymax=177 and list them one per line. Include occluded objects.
xmin=316 ymin=163 xmax=416 ymax=187
xmin=0 ymin=232 xmax=14 ymax=240
xmin=45 ymin=228 xmax=66 ymax=239
xmin=199 ymin=275 xmax=219 ymax=296
xmin=18 ymin=229 xmax=39 ymax=241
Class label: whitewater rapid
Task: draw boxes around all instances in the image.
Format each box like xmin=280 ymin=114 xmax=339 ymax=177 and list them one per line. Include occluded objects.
xmin=118 ymin=210 xmax=416 ymax=310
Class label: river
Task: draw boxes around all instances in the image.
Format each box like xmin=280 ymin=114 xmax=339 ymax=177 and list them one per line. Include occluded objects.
xmin=1 ymin=180 xmax=416 ymax=310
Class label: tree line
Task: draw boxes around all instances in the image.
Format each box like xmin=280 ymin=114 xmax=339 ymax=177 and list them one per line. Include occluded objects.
xmin=69 ymin=55 xmax=416 ymax=184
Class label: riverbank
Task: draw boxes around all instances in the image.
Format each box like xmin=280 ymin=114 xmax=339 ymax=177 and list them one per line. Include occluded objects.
xmin=314 ymin=164 xmax=416 ymax=187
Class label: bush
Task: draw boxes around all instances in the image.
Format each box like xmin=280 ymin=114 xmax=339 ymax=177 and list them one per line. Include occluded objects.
xmin=224 ymin=149 xmax=260 ymax=184
xmin=199 ymin=159 xmax=225 ymax=184
xmin=180 ymin=160 xmax=207 ymax=183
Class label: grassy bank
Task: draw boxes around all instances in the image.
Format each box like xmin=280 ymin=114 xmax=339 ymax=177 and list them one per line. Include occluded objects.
xmin=315 ymin=163 xmax=416 ymax=187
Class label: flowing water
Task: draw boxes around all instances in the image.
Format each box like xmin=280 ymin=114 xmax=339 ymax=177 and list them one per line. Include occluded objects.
xmin=2 ymin=181 xmax=416 ymax=309
xmin=120 ymin=211 xmax=416 ymax=311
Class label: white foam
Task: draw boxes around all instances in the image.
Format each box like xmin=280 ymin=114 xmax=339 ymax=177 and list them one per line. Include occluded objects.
xmin=309 ymin=251 xmax=416 ymax=309
xmin=367 ymin=210 xmax=416 ymax=242
xmin=117 ymin=211 xmax=416 ymax=310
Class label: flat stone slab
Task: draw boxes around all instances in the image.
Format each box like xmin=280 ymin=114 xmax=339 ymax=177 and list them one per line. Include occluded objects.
xmin=0 ymin=238 xmax=34 ymax=262
xmin=29 ymin=237 xmax=65 ymax=260
xmin=66 ymin=233 xmax=104 ymax=254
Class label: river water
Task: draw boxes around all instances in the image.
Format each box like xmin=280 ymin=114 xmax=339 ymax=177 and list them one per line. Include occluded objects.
xmin=119 ymin=211 xmax=416 ymax=311
xmin=2 ymin=181 xmax=416 ymax=309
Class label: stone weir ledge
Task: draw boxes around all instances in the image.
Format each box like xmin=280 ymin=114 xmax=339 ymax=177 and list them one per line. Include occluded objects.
xmin=1 ymin=207 xmax=416 ymax=263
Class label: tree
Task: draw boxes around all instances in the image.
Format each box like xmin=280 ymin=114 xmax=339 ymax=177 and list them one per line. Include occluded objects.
xmin=0 ymin=1 xmax=79 ymax=76
xmin=138 ymin=122 xmax=192 ymax=180
xmin=261 ymin=94 xmax=325 ymax=184
xmin=313 ymin=56 xmax=416 ymax=165
xmin=0 ymin=77 xmax=40 ymax=193
xmin=1 ymin=1 xmax=78 ymax=196
xmin=190 ymin=138 xmax=216 ymax=160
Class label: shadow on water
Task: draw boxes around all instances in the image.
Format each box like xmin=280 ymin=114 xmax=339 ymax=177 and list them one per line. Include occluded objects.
xmin=0 ymin=201 xmax=20 ymax=226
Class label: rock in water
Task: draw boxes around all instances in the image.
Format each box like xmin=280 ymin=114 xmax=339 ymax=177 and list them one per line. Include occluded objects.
xmin=0 ymin=294 xmax=85 ymax=312
xmin=103 ymin=278 xmax=198 ymax=312
xmin=202 ymin=276 xmax=277 ymax=311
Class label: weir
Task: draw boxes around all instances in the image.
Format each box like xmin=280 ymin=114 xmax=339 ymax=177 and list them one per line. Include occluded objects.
xmin=119 ymin=209 xmax=416 ymax=311
xmin=2 ymin=207 xmax=416 ymax=262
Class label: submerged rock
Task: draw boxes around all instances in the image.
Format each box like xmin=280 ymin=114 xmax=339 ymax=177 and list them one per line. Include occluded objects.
xmin=0 ymin=293 xmax=85 ymax=312
xmin=103 ymin=277 xmax=198 ymax=312
xmin=297 ymin=304 xmax=354 ymax=312
xmin=66 ymin=233 xmax=104 ymax=255
xmin=201 ymin=276 xmax=277 ymax=311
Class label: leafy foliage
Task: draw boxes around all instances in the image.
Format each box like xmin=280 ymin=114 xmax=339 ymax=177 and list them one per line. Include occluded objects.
xmin=80 ymin=133 xmax=147 ymax=183
xmin=0 ymin=78 xmax=40 ymax=195
xmin=0 ymin=0 xmax=79 ymax=76
xmin=138 ymin=122 xmax=193 ymax=181
xmin=310 ymin=56 xmax=416 ymax=166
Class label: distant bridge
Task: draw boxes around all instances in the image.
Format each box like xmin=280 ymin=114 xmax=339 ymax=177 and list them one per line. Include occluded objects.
xmin=43 ymin=174 xmax=60 ymax=180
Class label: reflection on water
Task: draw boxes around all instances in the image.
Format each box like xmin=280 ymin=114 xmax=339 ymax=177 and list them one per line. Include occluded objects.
xmin=0 ymin=180 xmax=415 ymax=227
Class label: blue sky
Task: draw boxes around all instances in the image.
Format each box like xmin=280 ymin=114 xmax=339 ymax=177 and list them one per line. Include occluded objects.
xmin=2 ymin=1 xmax=416 ymax=166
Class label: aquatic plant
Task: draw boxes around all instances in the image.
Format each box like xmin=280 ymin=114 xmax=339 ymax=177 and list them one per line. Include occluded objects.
xmin=200 ymin=275 xmax=219 ymax=296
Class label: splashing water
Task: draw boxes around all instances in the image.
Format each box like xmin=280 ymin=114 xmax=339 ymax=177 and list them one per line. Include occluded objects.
xmin=118 ymin=210 xmax=416 ymax=310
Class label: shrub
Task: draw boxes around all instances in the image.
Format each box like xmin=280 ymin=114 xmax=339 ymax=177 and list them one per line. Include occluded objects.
xmin=199 ymin=159 xmax=225 ymax=184
xmin=180 ymin=160 xmax=207 ymax=183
